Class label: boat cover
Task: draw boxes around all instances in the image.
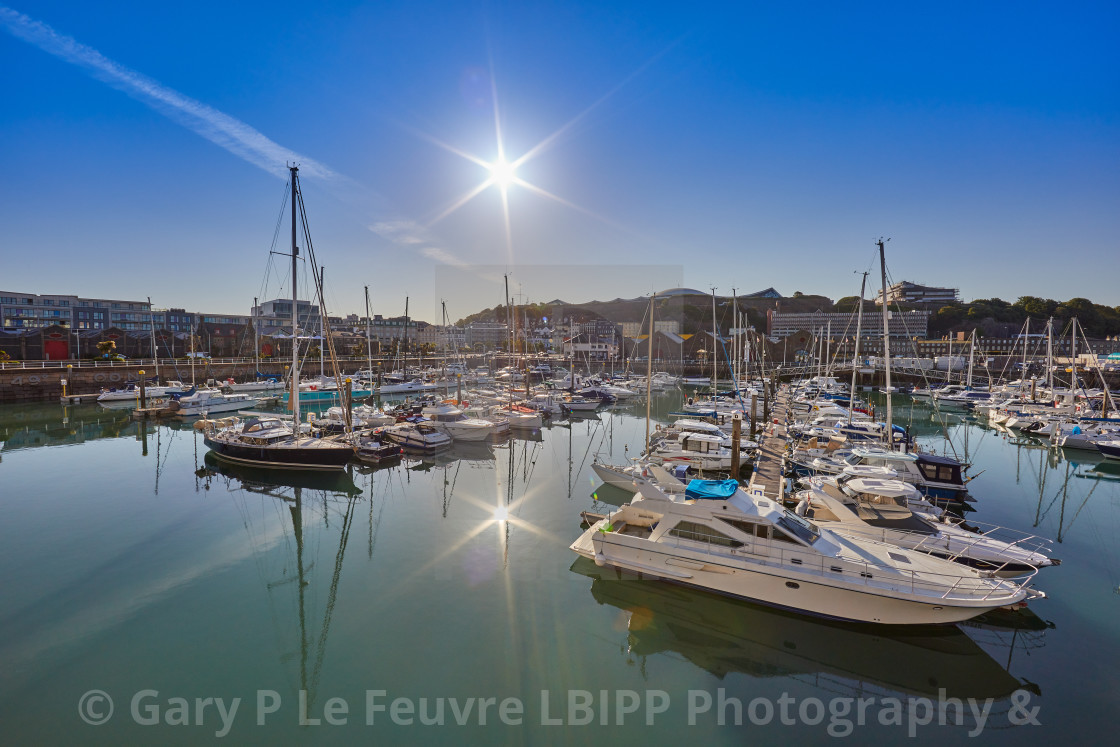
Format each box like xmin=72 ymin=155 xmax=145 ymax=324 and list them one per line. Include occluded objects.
xmin=685 ymin=479 xmax=739 ymax=500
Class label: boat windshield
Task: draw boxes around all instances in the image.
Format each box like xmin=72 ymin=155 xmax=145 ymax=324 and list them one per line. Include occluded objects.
xmin=777 ymin=508 xmax=821 ymax=545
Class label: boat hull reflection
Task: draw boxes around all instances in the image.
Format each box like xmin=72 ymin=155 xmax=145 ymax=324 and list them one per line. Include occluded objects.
xmin=571 ymin=558 xmax=1026 ymax=699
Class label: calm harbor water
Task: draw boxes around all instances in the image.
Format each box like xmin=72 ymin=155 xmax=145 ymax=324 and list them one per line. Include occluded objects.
xmin=0 ymin=392 xmax=1116 ymax=744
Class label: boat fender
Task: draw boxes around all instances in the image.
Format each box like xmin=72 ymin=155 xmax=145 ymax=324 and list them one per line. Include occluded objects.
xmin=594 ymin=553 xmax=608 ymax=568
xmin=795 ymin=499 xmax=808 ymax=517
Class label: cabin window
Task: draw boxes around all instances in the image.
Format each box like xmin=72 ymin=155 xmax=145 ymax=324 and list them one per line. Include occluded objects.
xmin=720 ymin=518 xmax=766 ymax=539
xmin=669 ymin=521 xmax=743 ymax=548
xmin=772 ymin=529 xmax=799 ymax=544
xmin=777 ymin=509 xmax=821 ymax=545
xmin=919 ymin=464 xmax=939 ymax=480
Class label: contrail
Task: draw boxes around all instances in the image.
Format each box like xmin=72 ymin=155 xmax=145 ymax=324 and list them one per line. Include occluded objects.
xmin=0 ymin=5 xmax=337 ymax=182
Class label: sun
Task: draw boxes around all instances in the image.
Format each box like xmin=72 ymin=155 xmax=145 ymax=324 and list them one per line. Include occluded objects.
xmin=487 ymin=157 xmax=516 ymax=189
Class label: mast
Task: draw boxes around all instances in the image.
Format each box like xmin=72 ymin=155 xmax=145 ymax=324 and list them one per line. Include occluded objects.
xmin=147 ymin=295 xmax=158 ymax=382
xmin=504 ymin=273 xmax=512 ymax=384
xmin=849 ymin=272 xmax=868 ymax=425
xmin=364 ymin=286 xmax=372 ymax=378
xmin=877 ymin=239 xmax=893 ymax=447
xmin=966 ymin=329 xmax=975 ymax=389
xmin=711 ymin=287 xmax=717 ymax=401
xmin=1046 ymin=317 xmax=1053 ymax=395
xmin=645 ymin=293 xmax=655 ymax=454
xmin=253 ymin=296 xmax=259 ymax=378
xmin=731 ymin=288 xmax=738 ymax=388
xmin=825 ymin=321 xmax=831 ymax=379
xmin=289 ymin=165 xmax=301 ymax=435
xmin=318 ymin=266 xmax=325 ymax=379
xmin=1022 ymin=317 xmax=1030 ymax=391
xmin=189 ymin=322 xmax=196 ymax=386
xmin=1070 ymin=318 xmax=1078 ymax=393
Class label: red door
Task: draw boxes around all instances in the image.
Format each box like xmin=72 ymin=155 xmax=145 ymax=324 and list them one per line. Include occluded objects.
xmin=44 ymin=340 xmax=69 ymax=360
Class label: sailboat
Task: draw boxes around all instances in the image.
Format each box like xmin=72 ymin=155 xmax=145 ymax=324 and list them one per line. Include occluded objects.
xmin=202 ymin=166 xmax=354 ymax=470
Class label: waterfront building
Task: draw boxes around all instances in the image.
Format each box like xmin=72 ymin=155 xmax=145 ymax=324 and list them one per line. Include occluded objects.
xmin=767 ymin=308 xmax=931 ymax=340
xmin=874 ymin=281 xmax=959 ymax=306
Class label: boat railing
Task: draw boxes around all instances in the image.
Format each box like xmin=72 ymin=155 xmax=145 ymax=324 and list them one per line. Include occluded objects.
xmin=659 ymin=529 xmax=1032 ymax=602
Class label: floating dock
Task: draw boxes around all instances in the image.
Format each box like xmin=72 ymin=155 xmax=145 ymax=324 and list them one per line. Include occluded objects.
xmin=747 ymin=387 xmax=791 ymax=502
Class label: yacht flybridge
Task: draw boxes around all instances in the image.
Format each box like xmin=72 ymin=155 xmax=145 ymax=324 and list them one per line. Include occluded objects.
xmin=571 ymin=481 xmax=1042 ymax=625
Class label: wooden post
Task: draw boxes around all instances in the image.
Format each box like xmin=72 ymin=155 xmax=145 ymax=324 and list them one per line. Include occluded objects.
xmin=63 ymin=364 xmax=71 ymax=398
xmin=457 ymin=373 xmax=463 ymax=405
xmin=731 ymin=412 xmax=742 ymax=482
xmin=139 ymin=369 xmax=147 ymax=409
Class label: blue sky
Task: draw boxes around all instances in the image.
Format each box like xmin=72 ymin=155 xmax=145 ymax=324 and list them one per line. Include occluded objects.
xmin=2 ymin=1 xmax=1117 ymax=322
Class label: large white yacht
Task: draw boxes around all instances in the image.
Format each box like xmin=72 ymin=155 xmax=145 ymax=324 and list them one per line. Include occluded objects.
xmin=96 ymin=380 xmax=187 ymax=402
xmin=793 ymin=477 xmax=1058 ymax=576
xmin=171 ymin=388 xmax=259 ymax=416
xmin=419 ymin=404 xmax=496 ymax=441
xmin=571 ymin=481 xmax=1042 ymax=625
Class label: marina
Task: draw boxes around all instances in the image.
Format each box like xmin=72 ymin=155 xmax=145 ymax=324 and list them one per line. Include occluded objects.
xmin=2 ymin=3 xmax=1117 ymax=743
xmin=0 ymin=378 xmax=1117 ymax=741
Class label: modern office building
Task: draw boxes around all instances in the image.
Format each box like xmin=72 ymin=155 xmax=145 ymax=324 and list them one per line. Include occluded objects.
xmin=767 ymin=308 xmax=930 ymax=340
xmin=874 ymin=281 xmax=959 ymax=306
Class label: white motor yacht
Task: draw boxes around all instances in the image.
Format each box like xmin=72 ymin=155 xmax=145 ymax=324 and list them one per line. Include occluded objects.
xmin=794 ymin=478 xmax=1058 ymax=576
xmin=571 ymin=481 xmax=1042 ymax=625
xmin=382 ymin=420 xmax=453 ymax=452
xmin=172 ymin=388 xmax=259 ymax=416
xmin=420 ymin=404 xmax=496 ymax=441
xmin=647 ymin=432 xmax=757 ymax=471
xmin=96 ymin=380 xmax=187 ymax=402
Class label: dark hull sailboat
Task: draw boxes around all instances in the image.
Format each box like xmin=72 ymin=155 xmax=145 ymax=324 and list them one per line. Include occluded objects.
xmin=204 ymin=416 xmax=353 ymax=470
xmin=201 ymin=166 xmax=354 ymax=471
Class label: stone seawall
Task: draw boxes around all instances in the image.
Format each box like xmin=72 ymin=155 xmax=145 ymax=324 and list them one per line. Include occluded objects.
xmin=0 ymin=362 xmax=289 ymax=404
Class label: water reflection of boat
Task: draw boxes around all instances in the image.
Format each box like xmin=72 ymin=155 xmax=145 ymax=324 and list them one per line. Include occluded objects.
xmin=199 ymin=451 xmax=361 ymax=495
xmin=1083 ymin=459 xmax=1120 ymax=481
xmin=571 ymin=558 xmax=1025 ymax=699
xmin=0 ymin=404 xmax=133 ymax=452
xmin=200 ymin=449 xmax=364 ymax=712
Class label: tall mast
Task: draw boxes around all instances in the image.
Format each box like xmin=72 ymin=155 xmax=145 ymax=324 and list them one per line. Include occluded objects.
xmin=319 ymin=266 xmax=325 ymax=379
xmin=253 ymin=296 xmax=259 ymax=376
xmin=711 ymin=287 xmax=717 ymax=401
xmin=826 ymin=321 xmax=831 ymax=379
xmin=645 ymin=293 xmax=656 ymax=454
xmin=731 ymin=288 xmax=738 ymax=388
xmin=290 ymin=165 xmax=301 ymax=435
xmin=1071 ymin=318 xmax=1078 ymax=393
xmin=849 ymin=272 xmax=868 ymax=425
xmin=504 ymin=274 xmax=512 ymax=368
xmin=1022 ymin=317 xmax=1030 ymax=390
xmin=966 ymin=329 xmax=975 ymax=389
xmin=148 ymin=295 xmax=158 ymax=381
xmin=1046 ymin=317 xmax=1053 ymax=394
xmin=364 ymin=286 xmax=372 ymax=377
xmin=877 ymin=239 xmax=893 ymax=446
